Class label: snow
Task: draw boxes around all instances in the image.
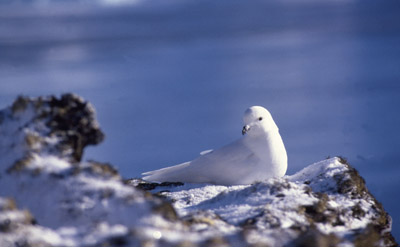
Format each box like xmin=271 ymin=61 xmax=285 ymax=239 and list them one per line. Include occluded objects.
xmin=28 ymin=154 xmax=72 ymax=173
xmin=149 ymin=157 xmax=392 ymax=245
xmin=288 ymin=157 xmax=350 ymax=192
xmin=163 ymin=179 xmax=313 ymax=228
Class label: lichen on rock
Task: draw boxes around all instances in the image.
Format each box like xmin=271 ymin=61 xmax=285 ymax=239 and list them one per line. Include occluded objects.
xmin=1 ymin=94 xmax=105 ymax=179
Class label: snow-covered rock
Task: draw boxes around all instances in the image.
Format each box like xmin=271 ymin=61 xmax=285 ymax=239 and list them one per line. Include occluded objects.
xmin=0 ymin=94 xmax=397 ymax=247
xmin=138 ymin=157 xmax=396 ymax=246
xmin=0 ymin=94 xmax=182 ymax=247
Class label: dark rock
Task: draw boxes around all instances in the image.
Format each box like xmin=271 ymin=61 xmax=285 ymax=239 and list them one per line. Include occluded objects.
xmin=290 ymin=228 xmax=340 ymax=247
xmin=126 ymin=178 xmax=184 ymax=191
xmin=182 ymin=210 xmax=227 ymax=227
xmin=45 ymin=94 xmax=104 ymax=161
xmin=0 ymin=198 xmax=36 ymax=235
xmin=152 ymin=201 xmax=178 ymax=221
xmin=83 ymin=160 xmax=120 ymax=178
xmin=335 ymin=157 xmax=369 ymax=198
xmin=303 ymin=193 xmax=329 ymax=223
xmin=4 ymin=94 xmax=104 ymax=177
xmin=335 ymin=158 xmax=397 ymax=247
xmin=351 ymin=203 xmax=366 ymax=219
xmin=201 ymin=236 xmax=229 ymax=247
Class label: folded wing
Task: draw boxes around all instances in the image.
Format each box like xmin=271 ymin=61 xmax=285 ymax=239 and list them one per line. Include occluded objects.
xmin=142 ymin=138 xmax=260 ymax=185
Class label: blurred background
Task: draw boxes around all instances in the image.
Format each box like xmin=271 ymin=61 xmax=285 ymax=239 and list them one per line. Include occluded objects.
xmin=0 ymin=0 xmax=399 ymax=240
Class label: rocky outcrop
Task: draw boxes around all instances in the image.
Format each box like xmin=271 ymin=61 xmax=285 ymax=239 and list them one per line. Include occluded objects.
xmin=2 ymin=94 xmax=104 ymax=172
xmin=0 ymin=94 xmax=397 ymax=247
xmin=130 ymin=157 xmax=396 ymax=247
xmin=0 ymin=94 xmax=181 ymax=247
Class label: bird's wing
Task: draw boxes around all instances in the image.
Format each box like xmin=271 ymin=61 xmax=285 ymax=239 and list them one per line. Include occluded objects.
xmin=142 ymin=162 xmax=191 ymax=181
xmin=142 ymin=138 xmax=260 ymax=185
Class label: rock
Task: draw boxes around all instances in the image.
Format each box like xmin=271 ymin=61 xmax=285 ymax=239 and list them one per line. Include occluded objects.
xmin=0 ymin=94 xmax=397 ymax=247
xmin=290 ymin=228 xmax=340 ymax=247
xmin=7 ymin=94 xmax=103 ymax=166
xmin=126 ymin=178 xmax=184 ymax=191
xmin=0 ymin=197 xmax=65 ymax=247
xmin=0 ymin=95 xmax=184 ymax=246
xmin=138 ymin=158 xmax=397 ymax=246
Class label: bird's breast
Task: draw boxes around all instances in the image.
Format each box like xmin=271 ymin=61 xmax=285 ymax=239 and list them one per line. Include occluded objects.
xmin=244 ymin=131 xmax=287 ymax=177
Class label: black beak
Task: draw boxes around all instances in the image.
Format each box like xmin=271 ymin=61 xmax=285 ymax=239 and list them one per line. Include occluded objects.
xmin=242 ymin=125 xmax=250 ymax=135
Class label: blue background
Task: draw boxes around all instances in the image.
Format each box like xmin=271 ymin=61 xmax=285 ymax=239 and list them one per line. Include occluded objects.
xmin=1 ymin=0 xmax=399 ymax=240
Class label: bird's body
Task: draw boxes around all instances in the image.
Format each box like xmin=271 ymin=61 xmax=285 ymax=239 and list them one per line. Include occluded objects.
xmin=142 ymin=106 xmax=287 ymax=185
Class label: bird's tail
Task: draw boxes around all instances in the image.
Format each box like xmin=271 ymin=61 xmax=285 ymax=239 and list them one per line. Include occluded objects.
xmin=142 ymin=162 xmax=191 ymax=183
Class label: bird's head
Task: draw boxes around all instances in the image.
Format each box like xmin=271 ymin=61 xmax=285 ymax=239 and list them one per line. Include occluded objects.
xmin=242 ymin=106 xmax=278 ymax=136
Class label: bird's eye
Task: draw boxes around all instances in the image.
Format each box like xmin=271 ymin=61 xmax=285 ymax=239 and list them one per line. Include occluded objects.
xmin=258 ymin=117 xmax=263 ymax=121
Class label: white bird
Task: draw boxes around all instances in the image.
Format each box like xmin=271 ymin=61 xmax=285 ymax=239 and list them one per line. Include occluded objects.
xmin=142 ymin=106 xmax=287 ymax=185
